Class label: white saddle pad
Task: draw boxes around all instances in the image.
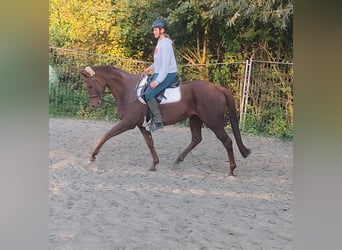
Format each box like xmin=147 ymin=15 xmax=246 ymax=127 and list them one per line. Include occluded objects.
xmin=137 ymin=75 xmax=181 ymax=104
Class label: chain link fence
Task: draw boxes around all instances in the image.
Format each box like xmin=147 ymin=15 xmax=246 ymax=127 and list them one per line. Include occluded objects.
xmin=49 ymin=47 xmax=293 ymax=139
xmin=240 ymin=59 xmax=293 ymax=137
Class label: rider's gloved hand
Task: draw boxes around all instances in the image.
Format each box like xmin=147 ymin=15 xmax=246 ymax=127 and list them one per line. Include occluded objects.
xmin=143 ymin=67 xmax=152 ymax=75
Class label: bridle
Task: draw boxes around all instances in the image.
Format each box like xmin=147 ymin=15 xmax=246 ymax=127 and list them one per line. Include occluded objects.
xmin=84 ymin=66 xmax=103 ymax=100
xmin=87 ymin=75 xmax=104 ymax=99
xmin=87 ymin=75 xmax=118 ymax=106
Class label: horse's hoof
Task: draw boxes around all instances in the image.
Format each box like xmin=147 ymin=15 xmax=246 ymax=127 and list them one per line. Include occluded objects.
xmin=88 ymin=156 xmax=96 ymax=163
xmin=149 ymin=167 xmax=157 ymax=171
xmin=228 ymin=172 xmax=237 ymax=178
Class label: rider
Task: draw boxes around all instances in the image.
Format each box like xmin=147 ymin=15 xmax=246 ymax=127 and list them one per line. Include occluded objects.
xmin=143 ymin=19 xmax=178 ymax=132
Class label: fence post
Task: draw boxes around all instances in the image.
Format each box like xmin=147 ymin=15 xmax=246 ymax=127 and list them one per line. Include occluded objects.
xmin=240 ymin=60 xmax=248 ymax=129
xmin=240 ymin=57 xmax=253 ymax=131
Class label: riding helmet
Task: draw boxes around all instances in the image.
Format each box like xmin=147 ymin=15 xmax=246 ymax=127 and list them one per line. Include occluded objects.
xmin=152 ymin=19 xmax=167 ymax=29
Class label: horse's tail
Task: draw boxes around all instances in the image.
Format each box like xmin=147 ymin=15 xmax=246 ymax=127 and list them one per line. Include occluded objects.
xmin=221 ymin=87 xmax=251 ymax=158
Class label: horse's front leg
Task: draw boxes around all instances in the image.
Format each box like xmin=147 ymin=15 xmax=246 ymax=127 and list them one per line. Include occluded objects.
xmin=89 ymin=121 xmax=131 ymax=162
xmin=137 ymin=125 xmax=159 ymax=171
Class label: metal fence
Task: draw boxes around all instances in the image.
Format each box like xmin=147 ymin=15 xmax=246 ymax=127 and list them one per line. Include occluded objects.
xmin=49 ymin=47 xmax=293 ymax=138
xmin=240 ymin=58 xmax=293 ymax=136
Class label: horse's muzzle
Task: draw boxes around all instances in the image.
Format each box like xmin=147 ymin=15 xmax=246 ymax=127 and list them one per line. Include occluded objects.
xmin=89 ymin=99 xmax=102 ymax=109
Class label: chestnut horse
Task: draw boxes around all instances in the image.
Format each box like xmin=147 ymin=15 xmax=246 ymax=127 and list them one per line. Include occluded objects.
xmin=80 ymin=65 xmax=250 ymax=176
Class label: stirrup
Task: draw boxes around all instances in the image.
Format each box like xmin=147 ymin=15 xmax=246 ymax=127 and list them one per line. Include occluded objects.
xmin=142 ymin=115 xmax=150 ymax=128
xmin=146 ymin=121 xmax=164 ymax=132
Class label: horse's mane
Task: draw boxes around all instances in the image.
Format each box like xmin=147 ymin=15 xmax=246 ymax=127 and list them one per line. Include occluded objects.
xmin=92 ymin=65 xmax=137 ymax=77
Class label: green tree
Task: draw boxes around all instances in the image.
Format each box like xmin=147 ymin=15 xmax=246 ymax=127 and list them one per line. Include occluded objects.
xmin=164 ymin=0 xmax=292 ymax=80
xmin=49 ymin=0 xmax=126 ymax=57
xmin=207 ymin=0 xmax=293 ymax=60
xmin=49 ymin=0 xmax=293 ymax=63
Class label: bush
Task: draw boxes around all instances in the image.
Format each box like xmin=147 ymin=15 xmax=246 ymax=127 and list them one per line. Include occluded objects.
xmin=243 ymin=109 xmax=293 ymax=140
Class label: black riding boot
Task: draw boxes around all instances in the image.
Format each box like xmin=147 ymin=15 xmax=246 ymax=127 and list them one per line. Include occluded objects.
xmin=146 ymin=98 xmax=164 ymax=132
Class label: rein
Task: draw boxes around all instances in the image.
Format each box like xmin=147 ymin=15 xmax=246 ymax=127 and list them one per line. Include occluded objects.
xmin=87 ymin=72 xmax=147 ymax=106
xmin=116 ymin=74 xmax=148 ymax=105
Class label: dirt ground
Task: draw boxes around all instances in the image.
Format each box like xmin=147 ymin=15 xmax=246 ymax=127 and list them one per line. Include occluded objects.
xmin=49 ymin=118 xmax=293 ymax=249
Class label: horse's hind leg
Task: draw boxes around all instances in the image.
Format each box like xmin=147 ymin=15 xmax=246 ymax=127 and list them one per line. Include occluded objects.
xmin=211 ymin=127 xmax=237 ymax=176
xmin=137 ymin=126 xmax=159 ymax=171
xmin=173 ymin=115 xmax=203 ymax=168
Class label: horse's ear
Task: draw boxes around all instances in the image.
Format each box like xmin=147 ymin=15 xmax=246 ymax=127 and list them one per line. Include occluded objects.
xmin=81 ymin=66 xmax=96 ymax=78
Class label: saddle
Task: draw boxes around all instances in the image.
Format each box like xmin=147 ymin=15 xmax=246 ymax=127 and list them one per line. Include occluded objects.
xmin=138 ymin=75 xmax=181 ymax=126
xmin=141 ymin=75 xmax=180 ymax=103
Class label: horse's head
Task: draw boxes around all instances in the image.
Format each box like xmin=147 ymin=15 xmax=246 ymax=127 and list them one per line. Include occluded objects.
xmin=81 ymin=66 xmax=105 ymax=109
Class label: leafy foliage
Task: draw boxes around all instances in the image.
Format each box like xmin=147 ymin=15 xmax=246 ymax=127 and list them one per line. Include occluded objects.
xmin=49 ymin=0 xmax=126 ymax=56
xmin=49 ymin=0 xmax=292 ymax=62
xmin=49 ymin=0 xmax=293 ymax=139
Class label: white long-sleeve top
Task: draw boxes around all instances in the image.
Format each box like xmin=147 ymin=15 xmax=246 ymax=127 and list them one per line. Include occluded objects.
xmin=149 ymin=37 xmax=177 ymax=84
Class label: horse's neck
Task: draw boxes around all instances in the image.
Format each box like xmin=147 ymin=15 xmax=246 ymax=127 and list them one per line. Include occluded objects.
xmin=105 ymin=70 xmax=136 ymax=102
